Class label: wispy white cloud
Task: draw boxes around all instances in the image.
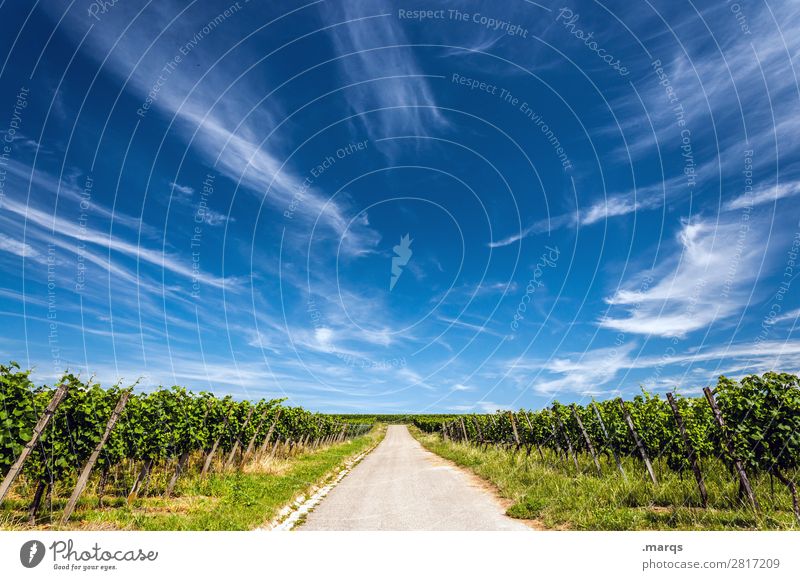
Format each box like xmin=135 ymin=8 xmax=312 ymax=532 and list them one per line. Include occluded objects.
xmin=167 ymin=179 xmax=233 ymax=227
xmin=1 ymin=194 xmax=235 ymax=289
xmin=599 ymin=215 xmax=767 ymax=337
xmin=772 ymin=308 xmax=800 ymax=325
xmin=724 ymin=180 xmax=800 ymax=211
xmin=319 ymin=0 xmax=447 ymax=141
xmin=488 ymin=177 xmax=673 ymax=248
xmin=450 ymin=383 xmax=473 ymax=392
xmin=436 ymin=314 xmax=507 ymax=339
xmin=169 ymin=181 xmax=195 ymax=197
xmin=577 ymin=179 xmax=670 ymax=227
xmin=529 ymin=342 xmax=636 ymax=396
xmin=610 ymin=0 xmax=800 ymax=185
xmin=505 ymin=338 xmax=800 ymax=397
xmin=4 ymin=159 xmax=152 ymax=235
xmin=0 ymin=288 xmax=49 ymax=308
xmin=46 ymin=0 xmax=380 ymax=257
xmin=0 ymin=233 xmax=47 ymax=264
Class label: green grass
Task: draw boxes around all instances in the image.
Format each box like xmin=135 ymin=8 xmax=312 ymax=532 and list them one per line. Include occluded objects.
xmin=411 ymin=428 xmax=799 ymax=530
xmin=1 ymin=427 xmax=384 ymax=531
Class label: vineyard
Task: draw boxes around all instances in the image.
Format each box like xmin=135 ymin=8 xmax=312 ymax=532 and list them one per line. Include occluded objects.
xmin=0 ymin=362 xmax=372 ymax=526
xmin=3 ymin=363 xmax=799 ymax=530
xmin=415 ymin=372 xmax=800 ymax=524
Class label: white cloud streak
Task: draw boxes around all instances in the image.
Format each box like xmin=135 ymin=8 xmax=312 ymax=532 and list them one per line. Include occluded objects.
xmin=599 ymin=215 xmax=766 ymax=337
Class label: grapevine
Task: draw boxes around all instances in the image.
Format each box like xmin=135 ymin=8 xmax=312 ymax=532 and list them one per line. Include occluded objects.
xmin=0 ymin=364 xmax=373 ymax=522
xmin=415 ymin=372 xmax=800 ymax=520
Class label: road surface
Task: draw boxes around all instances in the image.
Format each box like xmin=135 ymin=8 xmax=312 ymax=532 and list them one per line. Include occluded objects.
xmin=298 ymin=425 xmax=530 ymax=531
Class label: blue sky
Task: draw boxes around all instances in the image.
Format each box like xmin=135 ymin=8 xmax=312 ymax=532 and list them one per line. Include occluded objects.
xmin=0 ymin=0 xmax=799 ymax=412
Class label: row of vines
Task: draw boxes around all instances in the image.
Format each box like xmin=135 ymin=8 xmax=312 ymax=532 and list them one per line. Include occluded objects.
xmin=0 ymin=362 xmax=372 ymax=524
xmin=414 ymin=372 xmax=800 ymax=520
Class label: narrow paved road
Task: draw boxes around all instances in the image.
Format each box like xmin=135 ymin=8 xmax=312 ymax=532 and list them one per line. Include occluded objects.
xmin=299 ymin=425 xmax=530 ymax=531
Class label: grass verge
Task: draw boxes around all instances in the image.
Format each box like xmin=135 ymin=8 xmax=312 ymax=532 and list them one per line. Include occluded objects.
xmin=1 ymin=426 xmax=385 ymax=531
xmin=411 ymin=428 xmax=799 ymax=531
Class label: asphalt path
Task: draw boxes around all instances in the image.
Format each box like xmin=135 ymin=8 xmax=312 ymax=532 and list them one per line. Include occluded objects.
xmin=299 ymin=425 xmax=530 ymax=531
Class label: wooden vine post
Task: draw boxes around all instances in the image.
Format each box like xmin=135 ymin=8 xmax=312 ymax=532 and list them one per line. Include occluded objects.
xmin=666 ymin=393 xmax=708 ymax=508
xmin=548 ymin=416 xmax=564 ymax=460
xmin=27 ymin=481 xmax=48 ymax=524
xmin=61 ymin=390 xmax=130 ymax=523
xmin=201 ymin=408 xmax=233 ymax=475
xmin=241 ymin=409 xmax=269 ymax=463
xmin=553 ymin=408 xmax=579 ymax=470
xmin=269 ymin=435 xmax=282 ymax=459
xmin=165 ymin=452 xmax=190 ymax=498
xmin=523 ymin=412 xmax=545 ymax=461
xmin=571 ymin=406 xmax=601 ymax=475
xmin=488 ymin=414 xmax=499 ymax=448
xmin=257 ymin=409 xmax=283 ymax=458
xmin=508 ymin=412 xmax=521 ymax=451
xmin=591 ymin=401 xmax=625 ymax=479
xmin=224 ymin=406 xmax=255 ymax=469
xmin=0 ymin=383 xmax=68 ymax=504
xmin=703 ymin=387 xmax=758 ymax=512
xmin=618 ymin=399 xmax=657 ymax=485
xmin=771 ymin=469 xmax=800 ymax=522
xmin=471 ymin=416 xmax=484 ymax=445
xmin=167 ymin=400 xmax=211 ymax=494
xmin=128 ymin=459 xmax=153 ymax=501
xmin=459 ymin=417 xmax=469 ymax=442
